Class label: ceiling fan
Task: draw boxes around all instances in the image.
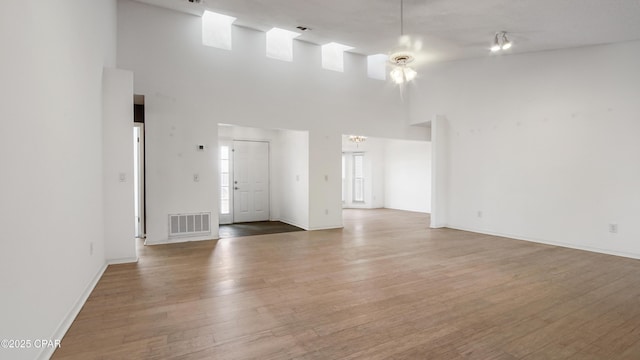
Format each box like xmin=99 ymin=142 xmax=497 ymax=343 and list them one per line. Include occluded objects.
xmin=388 ymin=0 xmax=425 ymax=85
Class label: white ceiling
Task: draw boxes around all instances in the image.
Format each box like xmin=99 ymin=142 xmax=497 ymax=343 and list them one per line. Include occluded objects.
xmin=134 ymin=0 xmax=640 ymax=63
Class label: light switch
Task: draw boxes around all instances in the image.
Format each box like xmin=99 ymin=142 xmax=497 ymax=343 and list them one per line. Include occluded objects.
xmin=193 ymin=173 xmax=200 ymax=182
xmin=119 ymin=173 xmax=126 ymax=182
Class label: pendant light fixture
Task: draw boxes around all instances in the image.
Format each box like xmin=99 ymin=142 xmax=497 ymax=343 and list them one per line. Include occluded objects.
xmin=389 ymin=0 xmax=417 ymax=85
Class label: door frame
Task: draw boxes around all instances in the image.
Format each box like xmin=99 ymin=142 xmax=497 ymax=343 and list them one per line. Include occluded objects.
xmin=133 ymin=122 xmax=145 ymax=237
xmin=342 ymin=151 xmax=366 ymax=208
xmin=218 ymin=139 xmax=234 ymax=225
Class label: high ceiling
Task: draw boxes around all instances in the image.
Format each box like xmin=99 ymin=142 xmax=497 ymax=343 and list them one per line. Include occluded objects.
xmin=134 ymin=0 xmax=640 ymax=62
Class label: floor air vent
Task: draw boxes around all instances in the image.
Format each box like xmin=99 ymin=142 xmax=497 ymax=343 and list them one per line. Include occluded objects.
xmin=169 ymin=212 xmax=211 ymax=237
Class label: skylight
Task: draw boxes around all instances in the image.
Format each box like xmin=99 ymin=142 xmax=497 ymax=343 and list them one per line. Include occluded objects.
xmin=266 ymin=28 xmax=301 ymax=62
xmin=321 ymin=42 xmax=354 ymax=72
xmin=367 ymin=54 xmax=388 ymax=80
xmin=202 ymin=10 xmax=236 ymax=50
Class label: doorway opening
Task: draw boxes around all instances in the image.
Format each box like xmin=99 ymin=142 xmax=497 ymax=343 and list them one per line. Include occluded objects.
xmin=342 ymin=152 xmax=366 ymax=207
xmin=341 ymin=134 xmax=432 ymax=214
xmin=133 ymin=94 xmax=145 ymax=239
xmin=217 ymin=124 xmax=309 ymax=237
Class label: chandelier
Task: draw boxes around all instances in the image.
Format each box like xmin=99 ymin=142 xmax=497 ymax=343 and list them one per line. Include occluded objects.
xmin=348 ymin=135 xmax=367 ymax=144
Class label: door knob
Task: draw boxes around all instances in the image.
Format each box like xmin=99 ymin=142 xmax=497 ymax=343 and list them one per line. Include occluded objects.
xmin=234 ymin=187 xmax=238 ymax=190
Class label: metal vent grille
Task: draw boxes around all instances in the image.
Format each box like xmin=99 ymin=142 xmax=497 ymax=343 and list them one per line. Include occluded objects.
xmin=168 ymin=212 xmax=211 ymax=237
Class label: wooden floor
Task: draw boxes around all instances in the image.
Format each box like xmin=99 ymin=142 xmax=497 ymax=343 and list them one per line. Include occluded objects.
xmin=53 ymin=209 xmax=640 ymax=359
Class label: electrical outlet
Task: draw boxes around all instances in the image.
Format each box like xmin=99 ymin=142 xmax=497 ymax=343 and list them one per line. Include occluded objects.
xmin=609 ymin=223 xmax=618 ymax=234
xmin=89 ymin=242 xmax=94 ymax=255
xmin=325 ymin=209 xmax=329 ymax=215
xmin=193 ymin=174 xmax=200 ymax=182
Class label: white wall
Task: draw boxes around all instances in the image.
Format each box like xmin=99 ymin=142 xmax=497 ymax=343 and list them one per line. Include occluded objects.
xmin=411 ymin=40 xmax=640 ymax=258
xmin=143 ymin=95 xmax=219 ymax=244
xmin=308 ymin=131 xmax=344 ymax=230
xmin=117 ymin=0 xmax=430 ymax=242
xmin=279 ymin=130 xmax=310 ymax=229
xmin=103 ymin=68 xmax=137 ymax=263
xmin=384 ymin=139 xmax=432 ymax=213
xmin=430 ymin=115 xmax=449 ymax=227
xmin=0 ymin=1 xmax=117 ymax=359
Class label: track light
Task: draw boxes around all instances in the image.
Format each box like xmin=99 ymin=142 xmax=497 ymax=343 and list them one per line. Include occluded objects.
xmin=490 ymin=31 xmax=512 ymax=52
xmin=501 ymin=32 xmax=512 ymax=50
xmin=491 ymin=33 xmax=501 ymax=52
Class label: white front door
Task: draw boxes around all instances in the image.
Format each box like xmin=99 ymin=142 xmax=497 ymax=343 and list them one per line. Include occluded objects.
xmin=233 ymin=140 xmax=270 ymax=222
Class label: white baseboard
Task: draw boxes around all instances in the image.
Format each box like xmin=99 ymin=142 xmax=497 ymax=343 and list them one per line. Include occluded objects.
xmin=279 ymin=218 xmax=309 ymax=231
xmin=278 ymin=218 xmax=342 ymax=232
xmin=145 ymin=235 xmax=218 ymax=245
xmin=343 ymin=204 xmax=378 ymax=209
xmin=447 ymin=224 xmax=640 ymax=260
xmin=279 ymin=219 xmax=343 ymax=231
xmin=107 ymin=257 xmax=138 ymax=265
xmin=39 ymin=262 xmax=108 ymax=360
xmin=382 ymin=206 xmax=430 ymax=214
xmin=308 ymin=224 xmax=344 ymax=231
